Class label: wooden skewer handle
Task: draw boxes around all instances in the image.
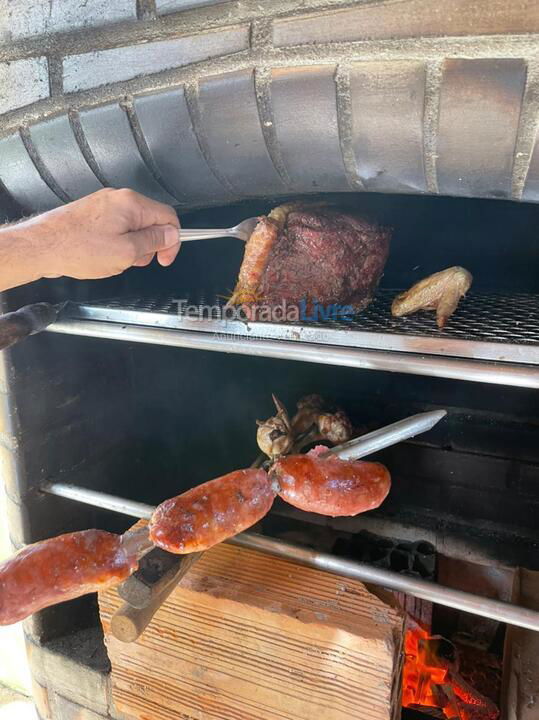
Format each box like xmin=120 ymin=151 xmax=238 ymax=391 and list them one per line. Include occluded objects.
xmin=118 ymin=547 xmax=199 ymax=609
xmin=111 ymin=553 xmax=201 ymax=642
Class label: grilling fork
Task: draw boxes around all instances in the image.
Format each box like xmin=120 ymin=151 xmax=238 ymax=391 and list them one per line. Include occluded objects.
xmin=0 ymin=217 xmax=261 ymax=349
xmin=0 ymin=218 xmax=258 ymax=349
xmin=179 ymin=216 xmax=259 ymax=242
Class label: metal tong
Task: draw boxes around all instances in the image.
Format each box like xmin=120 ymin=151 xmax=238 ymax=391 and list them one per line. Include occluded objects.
xmin=111 ymin=409 xmax=447 ymax=641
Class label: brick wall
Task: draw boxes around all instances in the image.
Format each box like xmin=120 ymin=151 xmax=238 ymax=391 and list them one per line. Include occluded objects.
xmin=0 ymin=0 xmax=137 ymax=42
xmin=0 ymin=0 xmax=538 ymax=212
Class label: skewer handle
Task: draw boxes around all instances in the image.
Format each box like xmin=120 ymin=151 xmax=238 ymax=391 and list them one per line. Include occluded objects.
xmin=112 ymin=553 xmax=201 ymax=642
xmin=0 ymin=302 xmax=61 ymax=350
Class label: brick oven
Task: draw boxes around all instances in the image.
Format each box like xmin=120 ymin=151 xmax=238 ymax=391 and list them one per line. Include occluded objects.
xmin=1 ymin=1 xmax=539 ymax=719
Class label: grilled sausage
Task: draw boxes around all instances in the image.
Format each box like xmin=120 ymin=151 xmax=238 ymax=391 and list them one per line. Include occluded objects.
xmin=149 ymin=469 xmax=275 ymax=553
xmin=0 ymin=530 xmax=139 ymax=626
xmin=270 ymin=451 xmax=391 ymax=517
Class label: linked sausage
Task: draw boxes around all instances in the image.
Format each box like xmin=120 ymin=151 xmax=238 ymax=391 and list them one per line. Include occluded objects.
xmin=149 ymin=469 xmax=275 ymax=553
xmin=270 ymin=450 xmax=390 ymax=517
xmin=0 ymin=455 xmax=388 ymax=626
xmin=0 ymin=530 xmax=139 ymax=626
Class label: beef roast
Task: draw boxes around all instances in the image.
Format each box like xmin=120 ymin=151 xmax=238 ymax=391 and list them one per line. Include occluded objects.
xmin=229 ymin=204 xmax=390 ymax=314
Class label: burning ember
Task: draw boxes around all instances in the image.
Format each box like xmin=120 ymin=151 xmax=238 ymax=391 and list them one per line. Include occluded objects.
xmin=402 ymin=625 xmax=500 ymax=720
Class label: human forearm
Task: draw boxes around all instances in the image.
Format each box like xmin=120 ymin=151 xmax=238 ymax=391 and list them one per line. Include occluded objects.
xmin=0 ymin=223 xmax=49 ymax=292
xmin=0 ymin=189 xmax=181 ymax=293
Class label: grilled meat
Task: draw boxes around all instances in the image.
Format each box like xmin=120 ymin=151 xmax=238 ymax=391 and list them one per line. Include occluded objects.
xmin=392 ymin=266 xmax=473 ymax=329
xmin=149 ymin=469 xmax=275 ymax=554
xmin=0 ymin=530 xmax=139 ymax=625
xmin=316 ymin=410 xmax=353 ymax=445
xmin=229 ymin=204 xmax=390 ymax=314
xmin=0 ymin=450 xmax=391 ymax=624
xmin=257 ymin=395 xmax=353 ymax=459
xmin=256 ymin=395 xmax=295 ymax=460
xmin=290 ymin=394 xmax=326 ymax=435
xmin=271 ymin=447 xmax=391 ymax=517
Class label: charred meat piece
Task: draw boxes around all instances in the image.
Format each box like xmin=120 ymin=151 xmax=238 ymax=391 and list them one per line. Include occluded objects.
xmin=256 ymin=394 xmax=295 ymax=460
xmin=291 ymin=394 xmax=353 ymax=449
xmin=0 ymin=447 xmax=391 ymax=624
xmin=228 ymin=204 xmax=291 ymax=305
xmin=316 ymin=410 xmax=353 ymax=445
xmin=291 ymin=394 xmax=326 ymax=435
xmin=257 ymin=395 xmax=353 ymax=459
xmin=271 ymin=447 xmax=391 ymax=517
xmin=149 ymin=469 xmax=275 ymax=554
xmin=229 ymin=204 xmax=390 ymax=313
xmin=392 ymin=266 xmax=472 ymax=329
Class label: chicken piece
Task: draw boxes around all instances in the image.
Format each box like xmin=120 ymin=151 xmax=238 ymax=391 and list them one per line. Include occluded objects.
xmin=317 ymin=410 xmax=353 ymax=445
xmin=292 ymin=395 xmax=353 ymax=444
xmin=259 ymin=394 xmax=353 ymax=458
xmin=290 ymin=394 xmax=326 ymax=435
xmin=392 ymin=266 xmax=472 ymax=329
xmin=256 ymin=394 xmax=295 ymax=460
xmin=270 ymin=447 xmax=391 ymax=517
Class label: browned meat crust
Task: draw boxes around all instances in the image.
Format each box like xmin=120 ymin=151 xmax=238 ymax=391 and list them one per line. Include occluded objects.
xmin=229 ymin=203 xmax=390 ymax=313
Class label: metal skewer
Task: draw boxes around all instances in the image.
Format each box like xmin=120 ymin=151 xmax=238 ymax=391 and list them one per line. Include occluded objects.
xmin=40 ymin=409 xmax=539 ymax=631
xmin=323 ymin=409 xmax=447 ymax=460
xmin=40 ymin=481 xmax=539 ymax=632
xmin=230 ymin=533 xmax=539 ymax=632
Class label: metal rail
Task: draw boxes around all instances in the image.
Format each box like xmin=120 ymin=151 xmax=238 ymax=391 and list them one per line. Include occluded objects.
xmin=41 ymin=482 xmax=155 ymax=520
xmin=41 ymin=482 xmax=539 ymax=632
xmin=64 ymin=292 xmax=539 ymax=366
xmin=48 ymin=320 xmax=539 ymax=388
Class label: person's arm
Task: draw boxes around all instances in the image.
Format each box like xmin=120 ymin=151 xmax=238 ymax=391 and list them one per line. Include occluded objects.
xmin=0 ymin=188 xmax=181 ymax=292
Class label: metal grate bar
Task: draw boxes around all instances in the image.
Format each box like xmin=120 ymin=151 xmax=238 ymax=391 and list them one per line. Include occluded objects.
xmin=49 ymin=318 xmax=539 ymax=389
xmin=64 ymin=290 xmax=539 ymax=365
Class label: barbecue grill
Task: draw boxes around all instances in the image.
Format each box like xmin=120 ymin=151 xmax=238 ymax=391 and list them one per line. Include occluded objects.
xmin=2 ymin=193 xmax=538 ymax=718
xmin=1 ymin=2 xmax=539 ymax=718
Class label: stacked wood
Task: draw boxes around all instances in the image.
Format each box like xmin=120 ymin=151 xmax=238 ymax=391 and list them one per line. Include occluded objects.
xmin=99 ymin=536 xmax=404 ymax=720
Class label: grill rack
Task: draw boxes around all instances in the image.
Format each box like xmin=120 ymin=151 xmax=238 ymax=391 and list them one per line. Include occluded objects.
xmin=49 ymin=289 xmax=539 ymax=388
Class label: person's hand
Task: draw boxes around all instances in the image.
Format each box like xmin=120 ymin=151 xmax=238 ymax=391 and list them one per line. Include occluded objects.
xmin=24 ymin=188 xmax=181 ymax=280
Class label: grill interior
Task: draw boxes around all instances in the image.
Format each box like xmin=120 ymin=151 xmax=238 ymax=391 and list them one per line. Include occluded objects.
xmin=3 ymin=192 xmax=539 ymax=666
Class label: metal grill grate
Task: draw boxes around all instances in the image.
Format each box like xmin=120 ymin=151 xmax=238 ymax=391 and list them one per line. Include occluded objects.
xmin=66 ymin=290 xmax=539 ymax=365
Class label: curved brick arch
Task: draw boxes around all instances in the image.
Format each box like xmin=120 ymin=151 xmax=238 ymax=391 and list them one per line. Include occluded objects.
xmin=1 ymin=0 xmax=539 ymax=218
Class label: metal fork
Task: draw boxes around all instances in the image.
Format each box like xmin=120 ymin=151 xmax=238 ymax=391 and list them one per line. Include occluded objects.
xmin=179 ymin=216 xmax=259 ymax=243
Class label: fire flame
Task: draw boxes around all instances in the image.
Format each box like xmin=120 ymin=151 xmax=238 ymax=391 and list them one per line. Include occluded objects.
xmin=402 ymin=626 xmax=500 ymax=720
